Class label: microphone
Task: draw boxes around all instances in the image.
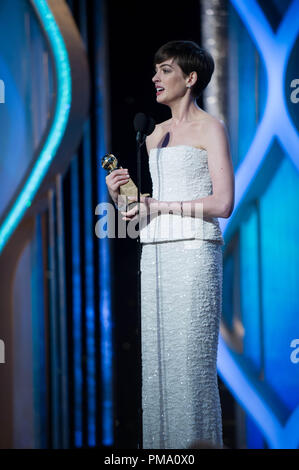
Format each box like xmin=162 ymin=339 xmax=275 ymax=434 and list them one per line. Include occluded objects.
xmin=133 ymin=112 xmax=156 ymax=450
xmin=133 ymin=112 xmax=155 ymax=145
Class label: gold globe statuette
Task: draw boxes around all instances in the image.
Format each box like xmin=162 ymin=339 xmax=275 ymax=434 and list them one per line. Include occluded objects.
xmin=102 ymin=153 xmax=150 ymax=211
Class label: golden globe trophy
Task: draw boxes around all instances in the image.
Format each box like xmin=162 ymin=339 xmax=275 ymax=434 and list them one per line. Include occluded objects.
xmin=101 ymin=153 xmax=150 ymax=211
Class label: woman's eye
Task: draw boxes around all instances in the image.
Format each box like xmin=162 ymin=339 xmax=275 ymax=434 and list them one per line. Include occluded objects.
xmin=152 ymin=68 xmax=171 ymax=75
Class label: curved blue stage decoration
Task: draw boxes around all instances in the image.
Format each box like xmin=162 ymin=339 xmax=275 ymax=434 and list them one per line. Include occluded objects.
xmin=0 ymin=0 xmax=90 ymax=449
xmin=219 ymin=0 xmax=299 ymax=449
xmin=0 ymin=0 xmax=71 ymax=254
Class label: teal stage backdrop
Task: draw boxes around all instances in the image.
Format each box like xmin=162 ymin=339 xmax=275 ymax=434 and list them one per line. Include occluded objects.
xmin=220 ymin=0 xmax=299 ymax=449
xmin=0 ymin=0 xmax=298 ymax=449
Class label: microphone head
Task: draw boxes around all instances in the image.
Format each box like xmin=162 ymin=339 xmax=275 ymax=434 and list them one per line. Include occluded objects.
xmin=146 ymin=116 xmax=156 ymax=136
xmin=133 ymin=112 xmax=147 ymax=133
xmin=134 ymin=112 xmax=155 ymax=136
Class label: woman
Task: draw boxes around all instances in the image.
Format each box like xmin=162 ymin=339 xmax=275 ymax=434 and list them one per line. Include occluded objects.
xmin=106 ymin=40 xmax=234 ymax=449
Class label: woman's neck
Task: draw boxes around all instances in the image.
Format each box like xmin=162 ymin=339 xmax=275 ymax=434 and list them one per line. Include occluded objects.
xmin=168 ymin=97 xmax=202 ymax=124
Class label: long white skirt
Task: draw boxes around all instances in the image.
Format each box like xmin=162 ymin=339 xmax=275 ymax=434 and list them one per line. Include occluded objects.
xmin=140 ymin=238 xmax=223 ymax=449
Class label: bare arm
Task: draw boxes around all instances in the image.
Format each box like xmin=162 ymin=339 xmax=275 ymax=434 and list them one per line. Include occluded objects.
xmin=156 ymin=119 xmax=235 ymax=219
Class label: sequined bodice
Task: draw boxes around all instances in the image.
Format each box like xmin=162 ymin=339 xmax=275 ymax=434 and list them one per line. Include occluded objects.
xmin=139 ymin=145 xmax=224 ymax=244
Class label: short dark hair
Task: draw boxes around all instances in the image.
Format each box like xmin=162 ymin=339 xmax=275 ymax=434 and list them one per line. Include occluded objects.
xmin=153 ymin=40 xmax=214 ymax=99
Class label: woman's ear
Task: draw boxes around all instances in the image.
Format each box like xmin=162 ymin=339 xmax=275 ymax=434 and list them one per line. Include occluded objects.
xmin=190 ymin=71 xmax=197 ymax=87
xmin=186 ymin=71 xmax=197 ymax=88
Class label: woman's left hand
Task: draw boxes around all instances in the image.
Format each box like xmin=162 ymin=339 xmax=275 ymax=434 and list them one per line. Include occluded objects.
xmin=120 ymin=196 xmax=159 ymax=221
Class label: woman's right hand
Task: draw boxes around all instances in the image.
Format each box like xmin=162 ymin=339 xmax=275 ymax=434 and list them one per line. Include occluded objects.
xmin=105 ymin=167 xmax=130 ymax=206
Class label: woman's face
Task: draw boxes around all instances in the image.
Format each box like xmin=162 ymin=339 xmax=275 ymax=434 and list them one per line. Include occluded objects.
xmin=152 ymin=58 xmax=190 ymax=104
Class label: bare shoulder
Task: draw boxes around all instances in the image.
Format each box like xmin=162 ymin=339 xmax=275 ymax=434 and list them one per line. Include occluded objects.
xmin=199 ymin=116 xmax=233 ymax=175
xmin=203 ymin=114 xmax=228 ymax=136
xmin=199 ymin=114 xmax=229 ymax=149
xmin=145 ymin=119 xmax=171 ymax=153
xmin=196 ymin=112 xmax=225 ymax=133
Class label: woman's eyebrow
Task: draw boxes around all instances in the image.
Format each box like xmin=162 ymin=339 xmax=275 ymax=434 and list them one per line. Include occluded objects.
xmin=155 ymin=63 xmax=174 ymax=70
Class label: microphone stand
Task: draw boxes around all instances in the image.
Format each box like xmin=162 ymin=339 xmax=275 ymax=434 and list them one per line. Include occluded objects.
xmin=136 ymin=131 xmax=145 ymax=449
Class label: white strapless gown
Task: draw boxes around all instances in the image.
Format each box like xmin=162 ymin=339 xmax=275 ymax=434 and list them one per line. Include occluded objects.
xmin=140 ymin=146 xmax=224 ymax=449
